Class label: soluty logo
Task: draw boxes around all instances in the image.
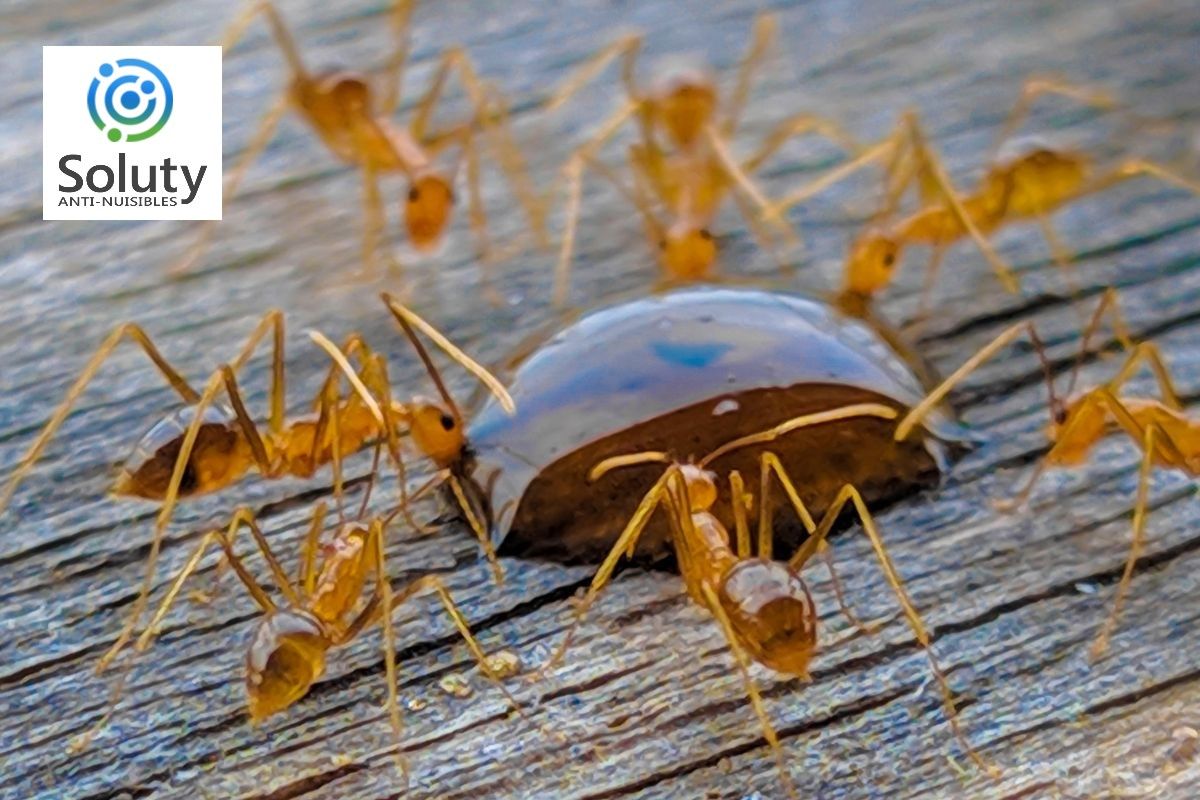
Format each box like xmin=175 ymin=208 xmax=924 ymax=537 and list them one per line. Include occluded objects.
xmin=88 ymin=58 xmax=173 ymax=143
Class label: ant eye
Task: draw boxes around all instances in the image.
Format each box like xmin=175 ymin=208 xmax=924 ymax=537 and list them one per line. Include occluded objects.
xmin=448 ymin=189 xmax=457 ymax=205
xmin=699 ymin=229 xmax=713 ymax=241
xmin=658 ymin=239 xmax=668 ymax=250
xmin=408 ymin=187 xmax=421 ymax=202
xmin=439 ymin=413 xmax=456 ymax=431
xmin=883 ymin=253 xmax=895 ymax=266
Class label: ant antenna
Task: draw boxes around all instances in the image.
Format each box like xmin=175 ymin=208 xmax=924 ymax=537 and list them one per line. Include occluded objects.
xmin=382 ymin=295 xmax=516 ymax=416
xmin=1026 ymin=324 xmax=1065 ymax=425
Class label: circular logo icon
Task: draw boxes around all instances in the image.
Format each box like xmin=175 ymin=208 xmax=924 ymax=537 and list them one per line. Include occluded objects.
xmin=88 ymin=58 xmax=173 ymax=143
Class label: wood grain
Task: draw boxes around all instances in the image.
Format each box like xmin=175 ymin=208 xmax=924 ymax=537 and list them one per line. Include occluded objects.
xmin=2 ymin=0 xmax=1200 ymax=798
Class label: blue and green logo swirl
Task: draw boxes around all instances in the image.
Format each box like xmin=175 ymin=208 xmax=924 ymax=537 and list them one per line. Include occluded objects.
xmin=88 ymin=58 xmax=173 ymax=143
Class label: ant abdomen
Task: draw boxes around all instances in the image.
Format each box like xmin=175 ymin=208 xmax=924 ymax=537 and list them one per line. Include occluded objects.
xmin=720 ymin=559 xmax=818 ymax=677
xmin=114 ymin=405 xmax=249 ymax=500
xmin=246 ymin=610 xmax=329 ymax=722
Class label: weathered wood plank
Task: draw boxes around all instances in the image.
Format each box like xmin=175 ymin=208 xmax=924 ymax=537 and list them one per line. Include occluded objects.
xmin=2 ymin=0 xmax=1200 ymax=798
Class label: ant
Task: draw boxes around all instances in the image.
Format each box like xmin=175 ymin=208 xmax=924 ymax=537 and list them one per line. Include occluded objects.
xmin=767 ymin=77 xmax=1200 ymax=318
xmin=893 ymin=288 xmax=1194 ymax=660
xmin=175 ymin=0 xmax=547 ymax=278
xmin=73 ymin=466 xmax=526 ymax=781
xmin=544 ymin=13 xmax=859 ymax=303
xmin=538 ymin=403 xmax=996 ymax=795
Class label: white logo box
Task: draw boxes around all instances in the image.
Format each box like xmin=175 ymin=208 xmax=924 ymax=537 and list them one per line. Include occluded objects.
xmin=43 ymin=45 xmax=223 ymax=221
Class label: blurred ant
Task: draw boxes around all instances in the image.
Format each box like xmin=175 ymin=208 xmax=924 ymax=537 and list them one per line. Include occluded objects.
xmin=545 ymin=13 xmax=859 ymax=303
xmin=73 ymin=464 xmax=525 ymax=781
xmin=768 ymin=77 xmax=1200 ymax=317
xmin=539 ymin=403 xmax=997 ymax=794
xmin=895 ymin=288 xmax=1194 ymax=660
xmin=175 ymin=0 xmax=547 ymax=277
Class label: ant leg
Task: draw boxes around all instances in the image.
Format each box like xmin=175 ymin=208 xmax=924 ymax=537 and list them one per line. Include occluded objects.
xmin=447 ymin=474 xmax=504 ymax=583
xmin=702 ymin=404 xmax=898 ymax=467
xmin=740 ymin=114 xmax=862 ymax=175
xmin=543 ymin=34 xmax=643 ymax=113
xmin=541 ymin=466 xmax=681 ymax=672
xmin=730 ymin=185 xmax=795 ymax=277
xmin=753 ymin=453 xmax=877 ymax=634
xmin=699 ymin=582 xmax=798 ymax=800
xmin=1033 ymin=213 xmax=1082 ymax=298
xmin=895 ymin=321 xmax=1040 ymax=441
xmin=1104 ymin=342 xmax=1185 ymax=410
xmin=378 ymin=0 xmax=414 ymax=116
xmin=818 ymin=484 xmax=997 ymax=775
xmin=721 ymin=13 xmax=778 ymax=137
xmin=299 ymin=501 xmax=329 ymax=595
xmin=0 ymin=324 xmax=200 ymax=514
xmin=95 ymin=370 xmax=226 ymax=674
xmin=764 ymin=137 xmax=897 ymax=221
xmin=553 ymin=154 xmax=587 ymax=307
xmin=361 ymin=165 xmax=388 ymax=277
xmin=903 ymin=112 xmax=1017 ymax=293
xmin=1089 ymin=422 xmax=1176 ymax=660
xmin=69 ymin=528 xmax=226 ymax=753
xmin=218 ymin=365 xmax=274 ymax=477
xmin=1063 ymin=286 xmax=1134 ymax=401
xmin=912 ymin=246 xmax=948 ymax=329
xmin=729 ymin=470 xmax=753 ymax=559
xmin=169 ymin=90 xmax=291 ymax=277
xmin=363 ymin=518 xmax=408 ymax=780
xmin=398 ymin=574 xmax=527 ymax=717
xmin=704 ymin=125 xmax=803 ymax=249
xmin=990 ymin=76 xmax=1118 ymax=161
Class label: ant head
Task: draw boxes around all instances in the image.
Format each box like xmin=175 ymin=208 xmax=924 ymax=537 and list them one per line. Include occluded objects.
xmin=720 ymin=560 xmax=817 ymax=677
xmin=407 ymin=395 xmax=464 ymax=469
xmin=658 ymin=223 xmax=717 ymax=280
xmin=845 ymin=229 xmax=901 ymax=295
xmin=677 ymin=463 xmax=718 ymax=512
xmin=656 ymin=73 xmax=717 ymax=149
xmin=328 ymin=75 xmax=371 ymax=114
xmin=1044 ymin=394 xmax=1105 ymax=465
xmin=404 ymin=174 xmax=456 ymax=250
xmin=245 ymin=611 xmax=329 ymax=722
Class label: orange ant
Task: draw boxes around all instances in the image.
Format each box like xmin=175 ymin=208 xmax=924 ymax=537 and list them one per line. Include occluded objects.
xmin=893 ymin=288 xmax=1194 ymax=660
xmin=175 ymin=0 xmax=546 ymax=277
xmin=545 ymin=14 xmax=859 ymax=303
xmin=0 ymin=312 xmax=423 ymax=680
xmin=767 ymin=77 xmax=1200 ymax=317
xmin=73 ymin=469 xmax=526 ymax=780
xmin=539 ymin=403 xmax=997 ymax=794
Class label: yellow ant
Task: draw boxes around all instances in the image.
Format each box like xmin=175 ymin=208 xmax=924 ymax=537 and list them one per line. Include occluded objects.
xmin=175 ymin=0 xmax=547 ymax=278
xmin=72 ymin=466 xmax=526 ymax=781
xmin=767 ymin=77 xmax=1200 ymax=318
xmin=893 ymin=288 xmax=1195 ymax=661
xmin=1 ymin=302 xmax=512 ymax=685
xmin=544 ymin=13 xmax=859 ymax=304
xmin=538 ymin=403 xmax=997 ymax=795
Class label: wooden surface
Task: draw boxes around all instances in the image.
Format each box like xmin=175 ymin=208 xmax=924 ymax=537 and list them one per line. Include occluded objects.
xmin=3 ymin=0 xmax=1200 ymax=798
